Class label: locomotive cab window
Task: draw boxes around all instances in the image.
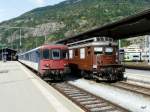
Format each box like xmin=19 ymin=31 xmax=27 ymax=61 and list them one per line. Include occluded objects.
xmin=52 ymin=49 xmax=60 ymax=60
xmin=80 ymin=48 xmax=85 ymax=59
xmin=94 ymin=47 xmax=103 ymax=55
xmin=105 ymin=47 xmax=113 ymax=55
xmin=69 ymin=50 xmax=73 ymax=59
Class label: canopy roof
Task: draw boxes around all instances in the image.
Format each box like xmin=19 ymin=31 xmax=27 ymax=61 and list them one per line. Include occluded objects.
xmin=0 ymin=48 xmax=17 ymax=53
xmin=56 ymin=9 xmax=150 ymax=44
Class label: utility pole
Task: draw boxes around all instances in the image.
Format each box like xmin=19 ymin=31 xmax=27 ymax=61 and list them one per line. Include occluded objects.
xmin=119 ymin=40 xmax=121 ymax=48
xmin=36 ymin=36 xmax=37 ymax=47
xmin=19 ymin=28 xmax=22 ymax=47
xmin=11 ymin=32 xmax=13 ymax=49
xmin=2 ymin=46 xmax=3 ymax=61
xmin=148 ymin=35 xmax=150 ymax=65
xmin=45 ymin=35 xmax=47 ymax=44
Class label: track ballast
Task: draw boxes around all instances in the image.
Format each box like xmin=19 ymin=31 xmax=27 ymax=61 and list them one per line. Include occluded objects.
xmin=110 ymin=81 xmax=150 ymax=97
xmin=51 ymin=82 xmax=128 ymax=112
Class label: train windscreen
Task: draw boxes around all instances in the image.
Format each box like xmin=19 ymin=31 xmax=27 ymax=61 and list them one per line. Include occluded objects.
xmin=52 ymin=49 xmax=60 ymax=60
xmin=105 ymin=47 xmax=113 ymax=55
xmin=42 ymin=49 xmax=68 ymax=60
xmin=94 ymin=47 xmax=103 ymax=55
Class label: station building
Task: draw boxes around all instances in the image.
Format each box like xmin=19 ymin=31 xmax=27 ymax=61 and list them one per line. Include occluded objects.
xmin=122 ymin=45 xmax=142 ymax=61
xmin=0 ymin=48 xmax=17 ymax=61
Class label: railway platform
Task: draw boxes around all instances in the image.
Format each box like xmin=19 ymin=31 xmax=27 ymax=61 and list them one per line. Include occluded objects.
xmin=0 ymin=61 xmax=84 ymax=112
xmin=125 ymin=69 xmax=150 ymax=84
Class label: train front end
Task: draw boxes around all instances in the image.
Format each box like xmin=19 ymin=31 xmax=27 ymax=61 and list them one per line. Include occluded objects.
xmin=93 ymin=44 xmax=125 ymax=81
xmin=39 ymin=45 xmax=70 ymax=80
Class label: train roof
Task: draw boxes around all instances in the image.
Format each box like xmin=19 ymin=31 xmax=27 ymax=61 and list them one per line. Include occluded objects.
xmin=56 ymin=9 xmax=150 ymax=44
xmin=19 ymin=44 xmax=68 ymax=56
xmin=41 ymin=44 xmax=68 ymax=48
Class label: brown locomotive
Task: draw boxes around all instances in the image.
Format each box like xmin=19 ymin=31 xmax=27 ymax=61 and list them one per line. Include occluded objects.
xmin=67 ymin=37 xmax=125 ymax=81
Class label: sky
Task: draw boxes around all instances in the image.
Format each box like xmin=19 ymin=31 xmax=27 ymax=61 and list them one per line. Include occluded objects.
xmin=0 ymin=0 xmax=65 ymax=22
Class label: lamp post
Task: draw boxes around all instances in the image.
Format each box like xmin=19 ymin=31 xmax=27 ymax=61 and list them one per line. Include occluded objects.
xmin=20 ymin=28 xmax=22 ymax=47
xmin=0 ymin=26 xmax=39 ymax=52
xmin=1 ymin=44 xmax=6 ymax=61
xmin=1 ymin=45 xmax=3 ymax=61
xmin=45 ymin=35 xmax=46 ymax=43
xmin=148 ymin=35 xmax=150 ymax=65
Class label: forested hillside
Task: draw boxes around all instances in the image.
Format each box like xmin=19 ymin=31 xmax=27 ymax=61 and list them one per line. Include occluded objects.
xmin=0 ymin=0 xmax=150 ymax=51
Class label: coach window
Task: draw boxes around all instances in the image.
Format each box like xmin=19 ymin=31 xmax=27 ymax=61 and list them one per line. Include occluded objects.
xmin=80 ymin=48 xmax=85 ymax=59
xmin=26 ymin=53 xmax=29 ymax=60
xmin=43 ymin=49 xmax=49 ymax=59
xmin=36 ymin=50 xmax=40 ymax=61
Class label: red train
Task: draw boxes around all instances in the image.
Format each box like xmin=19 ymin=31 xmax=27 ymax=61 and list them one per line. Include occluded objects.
xmin=18 ymin=37 xmax=124 ymax=81
xmin=66 ymin=37 xmax=125 ymax=81
xmin=18 ymin=44 xmax=70 ymax=80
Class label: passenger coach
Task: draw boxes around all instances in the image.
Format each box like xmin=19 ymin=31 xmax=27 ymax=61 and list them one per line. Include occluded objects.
xmin=18 ymin=44 xmax=70 ymax=80
xmin=67 ymin=37 xmax=125 ymax=81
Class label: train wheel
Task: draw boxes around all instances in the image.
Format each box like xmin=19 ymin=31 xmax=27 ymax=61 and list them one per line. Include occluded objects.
xmin=81 ymin=70 xmax=85 ymax=77
xmin=81 ymin=71 xmax=91 ymax=79
xmin=61 ymin=75 xmax=65 ymax=81
xmin=118 ymin=73 xmax=124 ymax=81
xmin=108 ymin=74 xmax=116 ymax=82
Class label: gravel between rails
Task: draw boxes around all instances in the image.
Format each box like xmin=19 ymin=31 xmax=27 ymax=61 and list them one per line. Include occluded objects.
xmin=50 ymin=82 xmax=129 ymax=112
xmin=110 ymin=81 xmax=150 ymax=97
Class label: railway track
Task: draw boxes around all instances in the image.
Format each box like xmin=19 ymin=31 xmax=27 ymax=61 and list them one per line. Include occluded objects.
xmin=50 ymin=82 xmax=128 ymax=112
xmin=110 ymin=81 xmax=150 ymax=97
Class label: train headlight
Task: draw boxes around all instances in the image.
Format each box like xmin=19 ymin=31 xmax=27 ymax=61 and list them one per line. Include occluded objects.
xmin=44 ymin=64 xmax=49 ymax=67
xmin=51 ymin=70 xmax=55 ymax=74
xmin=64 ymin=64 xmax=69 ymax=67
xmin=115 ymin=59 xmax=118 ymax=63
xmin=60 ymin=70 xmax=63 ymax=74
xmin=93 ymin=65 xmax=97 ymax=69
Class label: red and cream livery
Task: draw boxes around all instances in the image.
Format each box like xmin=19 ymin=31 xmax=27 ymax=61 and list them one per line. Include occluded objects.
xmin=18 ymin=44 xmax=70 ymax=80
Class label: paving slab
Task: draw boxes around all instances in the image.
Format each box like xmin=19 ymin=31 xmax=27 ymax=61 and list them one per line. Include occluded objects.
xmin=0 ymin=61 xmax=84 ymax=112
xmin=125 ymin=69 xmax=150 ymax=84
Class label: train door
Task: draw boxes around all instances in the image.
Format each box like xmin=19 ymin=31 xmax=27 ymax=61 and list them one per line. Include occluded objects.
xmin=87 ymin=46 xmax=93 ymax=71
xmin=93 ymin=46 xmax=103 ymax=68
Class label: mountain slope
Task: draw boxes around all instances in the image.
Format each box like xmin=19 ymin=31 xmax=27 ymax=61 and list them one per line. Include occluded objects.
xmin=0 ymin=0 xmax=150 ymax=51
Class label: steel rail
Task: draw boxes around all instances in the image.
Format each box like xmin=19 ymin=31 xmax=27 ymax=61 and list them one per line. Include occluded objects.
xmin=50 ymin=82 xmax=129 ymax=112
xmin=110 ymin=81 xmax=150 ymax=97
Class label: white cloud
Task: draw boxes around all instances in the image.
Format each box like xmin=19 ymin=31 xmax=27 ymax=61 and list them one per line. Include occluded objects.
xmin=35 ymin=0 xmax=45 ymax=6
xmin=27 ymin=0 xmax=45 ymax=6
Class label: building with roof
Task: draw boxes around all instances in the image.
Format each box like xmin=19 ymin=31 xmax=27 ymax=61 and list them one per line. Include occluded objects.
xmin=0 ymin=48 xmax=17 ymax=61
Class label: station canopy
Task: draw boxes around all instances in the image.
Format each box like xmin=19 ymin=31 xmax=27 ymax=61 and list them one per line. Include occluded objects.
xmin=0 ymin=48 xmax=17 ymax=61
xmin=56 ymin=9 xmax=150 ymax=44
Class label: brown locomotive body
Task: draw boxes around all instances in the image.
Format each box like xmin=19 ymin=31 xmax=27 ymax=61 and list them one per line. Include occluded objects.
xmin=68 ymin=37 xmax=124 ymax=81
